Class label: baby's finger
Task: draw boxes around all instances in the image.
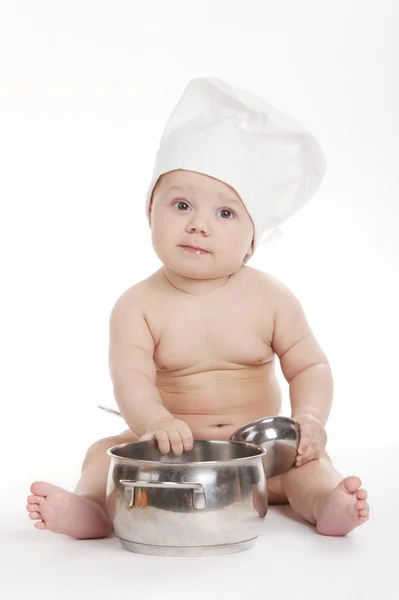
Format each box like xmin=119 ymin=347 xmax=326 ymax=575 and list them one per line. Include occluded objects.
xmin=182 ymin=435 xmax=194 ymax=453
xmin=295 ymin=441 xmax=314 ymax=464
xmin=295 ymin=454 xmax=308 ymax=467
xmin=297 ymin=443 xmax=319 ymax=466
xmin=179 ymin=425 xmax=194 ymax=452
xmin=295 ymin=449 xmax=309 ymax=463
xmin=167 ymin=429 xmax=184 ymax=456
xmin=154 ymin=430 xmax=171 ymax=455
xmin=297 ymin=425 xmax=313 ymax=455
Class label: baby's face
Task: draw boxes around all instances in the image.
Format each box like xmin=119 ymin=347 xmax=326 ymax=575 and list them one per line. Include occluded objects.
xmin=149 ymin=170 xmax=254 ymax=277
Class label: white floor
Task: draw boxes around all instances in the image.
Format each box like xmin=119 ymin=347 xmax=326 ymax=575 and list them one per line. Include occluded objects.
xmin=2 ymin=404 xmax=397 ymax=600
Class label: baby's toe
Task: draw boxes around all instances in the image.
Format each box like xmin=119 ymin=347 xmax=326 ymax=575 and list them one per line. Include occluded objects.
xmin=30 ymin=481 xmax=50 ymax=497
xmin=356 ymin=488 xmax=367 ymax=500
xmin=29 ymin=511 xmax=41 ymax=520
xmin=34 ymin=521 xmax=46 ymax=530
xmin=27 ymin=494 xmax=41 ymax=504
xmin=359 ymin=501 xmax=369 ymax=515
xmin=26 ymin=503 xmax=39 ymax=513
xmin=356 ymin=495 xmax=369 ymax=519
xmin=342 ymin=476 xmax=362 ymax=493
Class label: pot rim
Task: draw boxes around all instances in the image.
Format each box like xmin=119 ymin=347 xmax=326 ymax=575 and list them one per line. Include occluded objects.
xmin=106 ymin=439 xmax=267 ymax=466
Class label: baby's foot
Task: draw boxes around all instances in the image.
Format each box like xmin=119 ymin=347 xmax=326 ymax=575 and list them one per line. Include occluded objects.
xmin=26 ymin=481 xmax=112 ymax=539
xmin=316 ymin=476 xmax=369 ymax=536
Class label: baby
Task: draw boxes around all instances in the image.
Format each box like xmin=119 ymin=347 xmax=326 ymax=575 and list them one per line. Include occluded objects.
xmin=26 ymin=79 xmax=369 ymax=540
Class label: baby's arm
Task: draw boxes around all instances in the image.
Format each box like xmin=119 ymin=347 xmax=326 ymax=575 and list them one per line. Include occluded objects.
xmin=108 ymin=290 xmax=193 ymax=454
xmin=271 ymin=282 xmax=333 ymax=426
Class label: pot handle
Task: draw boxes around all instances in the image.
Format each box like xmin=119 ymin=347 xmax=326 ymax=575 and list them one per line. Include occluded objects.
xmin=120 ymin=480 xmax=206 ymax=510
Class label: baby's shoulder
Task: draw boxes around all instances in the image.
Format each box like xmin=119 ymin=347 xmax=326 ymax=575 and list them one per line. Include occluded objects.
xmin=243 ymin=266 xmax=294 ymax=300
xmin=109 ymin=272 xmax=158 ymax=314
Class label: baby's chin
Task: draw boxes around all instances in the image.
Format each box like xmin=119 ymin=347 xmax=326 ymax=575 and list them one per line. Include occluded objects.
xmin=170 ymin=262 xmax=245 ymax=284
xmin=154 ymin=245 xmax=246 ymax=277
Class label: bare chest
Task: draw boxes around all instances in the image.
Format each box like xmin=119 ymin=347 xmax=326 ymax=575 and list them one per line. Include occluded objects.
xmin=148 ymin=295 xmax=274 ymax=373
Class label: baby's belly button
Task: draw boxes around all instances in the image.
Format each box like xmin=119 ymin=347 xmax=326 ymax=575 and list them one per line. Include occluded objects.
xmin=184 ymin=416 xmax=232 ymax=428
xmin=210 ymin=423 xmax=230 ymax=431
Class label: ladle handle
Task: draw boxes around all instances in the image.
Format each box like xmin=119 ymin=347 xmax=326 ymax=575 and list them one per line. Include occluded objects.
xmin=98 ymin=405 xmax=122 ymax=417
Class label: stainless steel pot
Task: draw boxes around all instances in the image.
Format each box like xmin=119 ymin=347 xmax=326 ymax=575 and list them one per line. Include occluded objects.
xmin=105 ymin=416 xmax=299 ymax=557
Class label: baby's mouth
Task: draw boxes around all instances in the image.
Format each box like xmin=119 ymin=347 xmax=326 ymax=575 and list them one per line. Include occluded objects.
xmin=180 ymin=245 xmax=209 ymax=255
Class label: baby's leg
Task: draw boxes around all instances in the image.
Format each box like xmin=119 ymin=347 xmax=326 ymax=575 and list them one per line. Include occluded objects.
xmin=271 ymin=451 xmax=370 ymax=536
xmin=26 ymin=429 xmax=138 ymax=539
xmin=73 ymin=428 xmax=139 ymax=502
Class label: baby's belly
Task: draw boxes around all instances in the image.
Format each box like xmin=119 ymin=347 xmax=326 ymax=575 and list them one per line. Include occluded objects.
xmin=156 ymin=361 xmax=282 ymax=441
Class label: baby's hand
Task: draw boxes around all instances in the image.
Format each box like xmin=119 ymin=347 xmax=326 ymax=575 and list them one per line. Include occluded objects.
xmin=139 ymin=417 xmax=194 ymax=456
xmin=294 ymin=414 xmax=327 ymax=467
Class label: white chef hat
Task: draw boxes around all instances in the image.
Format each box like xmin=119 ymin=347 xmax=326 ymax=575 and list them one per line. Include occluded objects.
xmin=144 ymin=77 xmax=327 ymax=262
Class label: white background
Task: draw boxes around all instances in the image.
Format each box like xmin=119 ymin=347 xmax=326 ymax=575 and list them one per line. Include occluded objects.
xmin=1 ymin=1 xmax=398 ymax=598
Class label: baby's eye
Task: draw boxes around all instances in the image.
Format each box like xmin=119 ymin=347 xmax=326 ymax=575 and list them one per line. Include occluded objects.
xmin=217 ymin=209 xmax=234 ymax=219
xmin=172 ymin=200 xmax=191 ymax=211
